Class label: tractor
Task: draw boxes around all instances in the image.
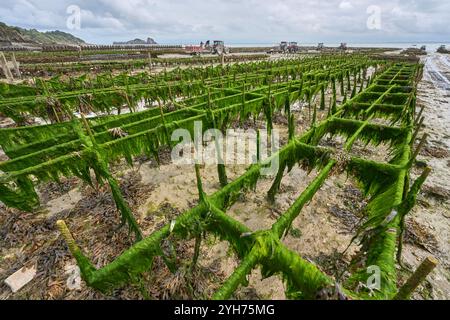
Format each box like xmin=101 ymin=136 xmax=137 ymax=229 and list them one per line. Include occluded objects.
xmin=279 ymin=41 xmax=288 ymax=52
xmin=287 ymin=42 xmax=299 ymax=53
xmin=185 ymin=40 xmax=229 ymax=56
xmin=212 ymin=40 xmax=229 ymax=55
xmin=268 ymin=41 xmax=300 ymax=54
xmin=339 ymin=43 xmax=348 ymax=51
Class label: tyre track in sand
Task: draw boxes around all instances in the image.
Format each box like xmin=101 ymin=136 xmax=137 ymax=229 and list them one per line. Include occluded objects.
xmin=403 ymin=53 xmax=450 ymax=299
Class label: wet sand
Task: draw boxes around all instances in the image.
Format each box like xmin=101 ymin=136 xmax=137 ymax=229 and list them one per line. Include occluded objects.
xmin=402 ymin=53 xmax=450 ymax=299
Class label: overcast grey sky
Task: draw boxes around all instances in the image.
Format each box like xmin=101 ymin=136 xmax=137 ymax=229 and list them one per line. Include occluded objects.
xmin=1 ymin=0 xmax=449 ymax=44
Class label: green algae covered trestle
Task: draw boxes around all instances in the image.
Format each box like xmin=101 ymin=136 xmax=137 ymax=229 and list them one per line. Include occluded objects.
xmin=0 ymin=55 xmax=428 ymax=300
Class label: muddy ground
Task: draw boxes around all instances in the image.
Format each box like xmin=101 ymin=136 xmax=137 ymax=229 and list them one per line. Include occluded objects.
xmin=403 ymin=53 xmax=450 ymax=299
xmin=0 ymin=57 xmax=449 ymax=300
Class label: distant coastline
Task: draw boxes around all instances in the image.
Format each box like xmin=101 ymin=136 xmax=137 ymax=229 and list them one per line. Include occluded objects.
xmin=224 ymin=42 xmax=450 ymax=52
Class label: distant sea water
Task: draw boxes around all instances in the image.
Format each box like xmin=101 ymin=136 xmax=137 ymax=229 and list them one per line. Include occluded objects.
xmin=225 ymin=42 xmax=450 ymax=52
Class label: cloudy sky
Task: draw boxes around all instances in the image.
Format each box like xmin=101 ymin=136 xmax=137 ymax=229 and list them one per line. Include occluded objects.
xmin=1 ymin=0 xmax=449 ymax=44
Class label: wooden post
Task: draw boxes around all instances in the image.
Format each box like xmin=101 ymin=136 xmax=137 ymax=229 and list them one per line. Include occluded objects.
xmin=221 ymin=52 xmax=225 ymax=66
xmin=148 ymin=52 xmax=152 ymax=72
xmin=0 ymin=52 xmax=14 ymax=82
xmin=11 ymin=53 xmax=21 ymax=78
xmin=414 ymin=105 xmax=425 ymax=125
xmin=411 ymin=116 xmax=425 ymax=148
xmin=56 ymin=220 xmax=80 ymax=256
xmin=394 ymin=256 xmax=438 ymax=300
xmin=80 ymin=113 xmax=96 ymax=144
xmin=410 ymin=133 xmax=428 ymax=163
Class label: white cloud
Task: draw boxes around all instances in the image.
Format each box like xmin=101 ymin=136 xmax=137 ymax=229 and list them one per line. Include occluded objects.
xmin=79 ymin=9 xmax=124 ymax=29
xmin=0 ymin=0 xmax=449 ymax=44
xmin=339 ymin=1 xmax=353 ymax=10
